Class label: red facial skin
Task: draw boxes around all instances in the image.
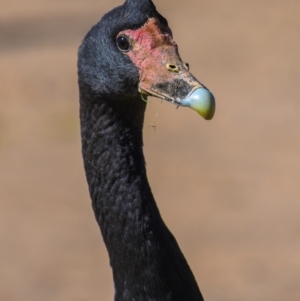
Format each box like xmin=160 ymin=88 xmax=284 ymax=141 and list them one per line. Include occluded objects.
xmin=117 ymin=18 xmax=202 ymax=101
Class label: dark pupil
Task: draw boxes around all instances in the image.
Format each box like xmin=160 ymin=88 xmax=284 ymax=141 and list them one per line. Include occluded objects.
xmin=117 ymin=36 xmax=130 ymax=51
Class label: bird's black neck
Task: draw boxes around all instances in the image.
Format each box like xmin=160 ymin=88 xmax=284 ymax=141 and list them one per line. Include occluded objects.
xmin=79 ymin=92 xmax=203 ymax=301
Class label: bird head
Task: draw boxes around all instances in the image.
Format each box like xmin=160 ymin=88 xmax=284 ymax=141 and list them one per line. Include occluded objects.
xmin=78 ymin=0 xmax=215 ymax=120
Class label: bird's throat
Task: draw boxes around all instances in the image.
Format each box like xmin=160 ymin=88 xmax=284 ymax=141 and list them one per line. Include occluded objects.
xmin=80 ymin=96 xmax=161 ymax=264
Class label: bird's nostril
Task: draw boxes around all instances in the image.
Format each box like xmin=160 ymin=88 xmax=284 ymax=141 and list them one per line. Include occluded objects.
xmin=166 ymin=64 xmax=179 ymax=73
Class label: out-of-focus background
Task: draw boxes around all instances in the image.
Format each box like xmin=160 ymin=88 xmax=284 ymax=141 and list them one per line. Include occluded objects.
xmin=1 ymin=0 xmax=299 ymax=300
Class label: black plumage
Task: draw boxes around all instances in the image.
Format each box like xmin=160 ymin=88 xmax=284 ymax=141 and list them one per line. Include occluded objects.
xmin=78 ymin=0 xmax=208 ymax=300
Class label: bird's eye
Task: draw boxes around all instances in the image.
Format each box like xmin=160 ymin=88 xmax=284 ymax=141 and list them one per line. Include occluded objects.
xmin=116 ymin=35 xmax=131 ymax=52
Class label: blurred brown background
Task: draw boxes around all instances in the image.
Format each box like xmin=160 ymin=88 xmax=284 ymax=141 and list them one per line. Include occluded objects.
xmin=1 ymin=0 xmax=299 ymax=300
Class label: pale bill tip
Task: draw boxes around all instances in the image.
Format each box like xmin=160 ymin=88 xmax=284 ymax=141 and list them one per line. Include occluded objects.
xmin=181 ymin=88 xmax=216 ymax=120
